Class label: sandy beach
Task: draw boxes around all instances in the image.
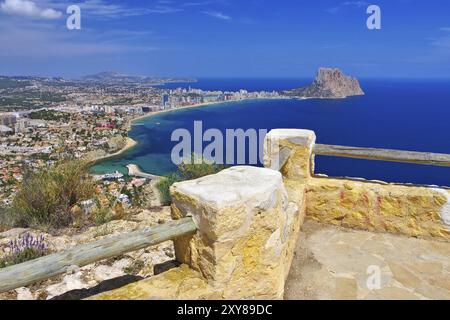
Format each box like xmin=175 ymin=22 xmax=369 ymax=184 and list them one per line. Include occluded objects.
xmin=130 ymin=100 xmax=236 ymax=124
xmin=129 ymin=96 xmax=293 ymax=124
xmin=109 ymin=137 xmax=138 ymax=158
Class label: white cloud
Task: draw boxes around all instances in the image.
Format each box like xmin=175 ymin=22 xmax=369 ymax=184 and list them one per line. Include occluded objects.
xmin=430 ymin=28 xmax=450 ymax=48
xmin=327 ymin=1 xmax=368 ymax=14
xmin=431 ymin=36 xmax=450 ymax=48
xmin=146 ymin=5 xmax=182 ymax=14
xmin=342 ymin=1 xmax=368 ymax=8
xmin=203 ymin=11 xmax=231 ymax=20
xmin=183 ymin=1 xmax=213 ymax=7
xmin=76 ymin=0 xmax=143 ymax=18
xmin=0 ymin=20 xmax=158 ymax=57
xmin=25 ymin=0 xmax=182 ymax=19
xmin=406 ymin=28 xmax=450 ymax=64
xmin=75 ymin=0 xmax=181 ymax=18
xmin=0 ymin=0 xmax=62 ymax=19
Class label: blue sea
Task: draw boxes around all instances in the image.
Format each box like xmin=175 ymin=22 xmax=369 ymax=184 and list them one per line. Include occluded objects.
xmin=91 ymin=79 xmax=450 ymax=187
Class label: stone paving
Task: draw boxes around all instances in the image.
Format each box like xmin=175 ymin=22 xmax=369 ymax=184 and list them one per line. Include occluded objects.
xmin=285 ymin=219 xmax=450 ymax=300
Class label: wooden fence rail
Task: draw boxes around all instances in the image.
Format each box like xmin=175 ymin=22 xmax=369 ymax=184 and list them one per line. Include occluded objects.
xmin=0 ymin=217 xmax=197 ymax=294
xmin=314 ymin=144 xmax=450 ymax=167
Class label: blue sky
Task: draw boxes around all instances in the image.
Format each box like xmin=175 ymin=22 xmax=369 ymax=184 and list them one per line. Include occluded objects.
xmin=0 ymin=0 xmax=449 ymax=78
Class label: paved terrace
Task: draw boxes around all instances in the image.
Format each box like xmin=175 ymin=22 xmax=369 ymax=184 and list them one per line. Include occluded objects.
xmin=285 ymin=219 xmax=450 ymax=300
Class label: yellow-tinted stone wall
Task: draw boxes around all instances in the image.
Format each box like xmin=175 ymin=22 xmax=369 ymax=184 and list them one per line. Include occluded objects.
xmin=170 ymin=166 xmax=305 ymax=299
xmin=305 ymin=178 xmax=450 ymax=240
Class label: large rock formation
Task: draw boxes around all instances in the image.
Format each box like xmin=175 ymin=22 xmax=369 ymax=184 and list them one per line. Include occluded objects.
xmin=284 ymin=68 xmax=364 ymax=98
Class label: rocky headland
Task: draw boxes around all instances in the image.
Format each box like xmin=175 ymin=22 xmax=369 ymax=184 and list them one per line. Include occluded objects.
xmin=284 ymin=68 xmax=365 ymax=98
xmin=85 ymin=135 xmax=137 ymax=163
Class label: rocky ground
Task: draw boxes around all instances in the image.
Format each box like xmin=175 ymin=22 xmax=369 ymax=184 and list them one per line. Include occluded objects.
xmin=4 ymin=205 xmax=449 ymax=300
xmin=285 ymin=219 xmax=450 ymax=300
xmin=0 ymin=206 xmax=177 ymax=300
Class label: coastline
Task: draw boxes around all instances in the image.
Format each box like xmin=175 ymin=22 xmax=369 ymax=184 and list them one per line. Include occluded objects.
xmin=92 ymin=97 xmax=291 ymax=173
xmin=127 ymin=164 xmax=161 ymax=180
xmin=90 ymin=136 xmax=138 ymax=164
xmin=130 ymin=97 xmax=291 ymax=124
xmin=89 ymin=102 xmax=226 ymax=167
xmin=107 ymin=137 xmax=138 ymax=159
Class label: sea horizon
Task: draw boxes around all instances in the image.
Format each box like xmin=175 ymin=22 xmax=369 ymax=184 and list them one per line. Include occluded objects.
xmin=92 ymin=78 xmax=450 ymax=188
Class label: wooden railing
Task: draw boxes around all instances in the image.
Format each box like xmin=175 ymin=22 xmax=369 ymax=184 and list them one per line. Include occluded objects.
xmin=0 ymin=217 xmax=196 ymax=293
xmin=314 ymin=144 xmax=450 ymax=167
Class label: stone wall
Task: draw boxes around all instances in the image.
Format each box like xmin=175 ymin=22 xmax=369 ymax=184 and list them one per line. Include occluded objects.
xmin=264 ymin=129 xmax=316 ymax=183
xmin=170 ymin=166 xmax=304 ymax=299
xmin=91 ymin=166 xmax=306 ymax=300
xmin=91 ymin=128 xmax=449 ymax=300
xmin=264 ymin=129 xmax=450 ymax=241
xmin=306 ymin=178 xmax=450 ymax=240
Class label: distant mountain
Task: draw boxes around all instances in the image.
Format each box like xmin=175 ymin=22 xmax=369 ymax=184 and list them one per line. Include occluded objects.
xmin=284 ymin=68 xmax=364 ymax=98
xmin=81 ymin=71 xmax=196 ymax=84
xmin=82 ymin=71 xmax=144 ymax=82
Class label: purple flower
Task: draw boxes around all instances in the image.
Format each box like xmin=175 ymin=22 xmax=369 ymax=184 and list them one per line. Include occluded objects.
xmin=6 ymin=233 xmax=48 ymax=258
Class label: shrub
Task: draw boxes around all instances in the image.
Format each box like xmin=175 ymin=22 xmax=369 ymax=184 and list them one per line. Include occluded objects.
xmin=178 ymin=154 xmax=227 ymax=180
xmin=9 ymin=158 xmax=96 ymax=229
xmin=156 ymin=155 xmax=226 ymax=206
xmin=0 ymin=233 xmax=49 ymax=268
xmin=156 ymin=173 xmax=183 ymax=206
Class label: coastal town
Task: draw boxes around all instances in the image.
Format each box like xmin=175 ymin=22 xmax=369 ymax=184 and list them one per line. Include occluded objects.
xmin=0 ymin=73 xmax=281 ymax=210
xmin=0 ymin=68 xmax=367 ymax=212
xmin=0 ymin=73 xmax=284 ymax=299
